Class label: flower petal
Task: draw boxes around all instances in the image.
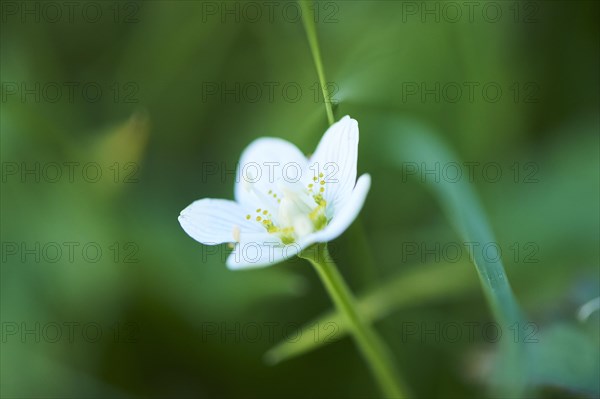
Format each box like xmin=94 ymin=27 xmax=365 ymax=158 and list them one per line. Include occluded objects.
xmin=178 ymin=199 xmax=263 ymax=245
xmin=310 ymin=174 xmax=371 ymax=243
xmin=234 ymin=137 xmax=309 ymax=212
xmin=308 ymin=116 xmax=359 ymax=217
xmin=226 ymin=239 xmax=307 ymax=270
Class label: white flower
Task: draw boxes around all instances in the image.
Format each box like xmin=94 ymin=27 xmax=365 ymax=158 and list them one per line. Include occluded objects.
xmin=178 ymin=116 xmax=371 ymax=269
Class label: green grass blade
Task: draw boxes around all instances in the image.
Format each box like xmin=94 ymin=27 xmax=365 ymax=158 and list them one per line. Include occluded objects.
xmin=383 ymin=119 xmax=527 ymax=396
xmin=388 ymin=124 xmax=522 ymax=322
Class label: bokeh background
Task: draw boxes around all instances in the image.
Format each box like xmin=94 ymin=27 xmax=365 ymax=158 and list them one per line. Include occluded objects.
xmin=1 ymin=1 xmax=599 ymax=398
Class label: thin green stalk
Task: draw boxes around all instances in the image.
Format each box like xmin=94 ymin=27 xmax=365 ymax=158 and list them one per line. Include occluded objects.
xmin=297 ymin=5 xmax=405 ymax=396
xmin=299 ymin=0 xmax=335 ymax=125
xmin=300 ymin=244 xmax=408 ymax=399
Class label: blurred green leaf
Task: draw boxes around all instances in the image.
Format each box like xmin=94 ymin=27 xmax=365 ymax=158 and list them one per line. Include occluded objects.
xmin=265 ymin=260 xmax=477 ymax=364
xmin=528 ymin=323 xmax=600 ymax=396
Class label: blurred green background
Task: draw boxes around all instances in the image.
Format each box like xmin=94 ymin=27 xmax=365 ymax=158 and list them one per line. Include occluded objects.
xmin=1 ymin=1 xmax=599 ymax=398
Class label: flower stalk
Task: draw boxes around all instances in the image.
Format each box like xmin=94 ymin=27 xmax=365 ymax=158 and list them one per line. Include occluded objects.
xmin=300 ymin=243 xmax=408 ymax=399
xmin=298 ymin=0 xmax=335 ymax=125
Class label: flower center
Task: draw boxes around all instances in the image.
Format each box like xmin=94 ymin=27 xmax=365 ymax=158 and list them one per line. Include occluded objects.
xmin=245 ymin=174 xmax=328 ymax=244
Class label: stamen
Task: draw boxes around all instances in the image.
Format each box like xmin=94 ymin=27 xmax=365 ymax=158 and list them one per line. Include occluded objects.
xmin=232 ymin=226 xmax=241 ymax=242
xmin=248 ymin=180 xmax=331 ymax=244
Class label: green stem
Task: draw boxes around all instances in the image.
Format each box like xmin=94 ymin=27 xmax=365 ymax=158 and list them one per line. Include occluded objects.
xmin=300 ymin=244 xmax=408 ymax=399
xmin=297 ymin=3 xmax=405 ymax=396
xmin=299 ymin=0 xmax=335 ymax=125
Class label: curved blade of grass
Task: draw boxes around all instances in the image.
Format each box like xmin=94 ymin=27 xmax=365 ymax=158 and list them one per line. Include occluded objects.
xmin=386 ymin=122 xmax=524 ymax=321
xmin=264 ymin=260 xmax=477 ymax=364
xmin=382 ymin=118 xmax=527 ymax=397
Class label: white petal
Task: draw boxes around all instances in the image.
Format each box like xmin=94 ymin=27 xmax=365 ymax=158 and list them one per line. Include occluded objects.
xmin=178 ymin=199 xmax=263 ymax=245
xmin=234 ymin=137 xmax=309 ymax=211
xmin=226 ymin=239 xmax=308 ymax=270
xmin=308 ymin=116 xmax=359 ymax=217
xmin=310 ymin=174 xmax=371 ymax=243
